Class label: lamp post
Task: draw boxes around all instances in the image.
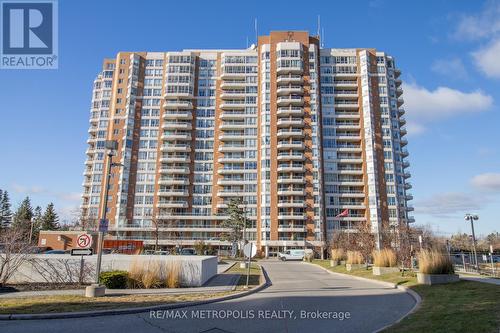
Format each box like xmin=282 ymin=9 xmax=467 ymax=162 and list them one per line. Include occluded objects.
xmin=464 ymin=213 xmax=479 ymax=271
xmin=94 ymin=140 xmax=121 ymax=285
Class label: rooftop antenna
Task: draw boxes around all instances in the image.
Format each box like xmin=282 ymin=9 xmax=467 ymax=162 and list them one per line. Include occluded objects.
xmin=321 ymin=28 xmax=325 ymax=48
xmin=254 ymin=18 xmax=258 ymax=44
xmin=246 ymin=36 xmax=249 ymax=48
xmin=317 ymin=15 xmax=321 ymax=38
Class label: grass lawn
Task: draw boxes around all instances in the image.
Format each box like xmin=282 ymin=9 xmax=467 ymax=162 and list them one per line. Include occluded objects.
xmin=312 ymin=260 xmax=500 ymax=333
xmin=0 ymin=292 xmax=233 ymax=315
xmin=226 ymin=262 xmax=262 ymax=290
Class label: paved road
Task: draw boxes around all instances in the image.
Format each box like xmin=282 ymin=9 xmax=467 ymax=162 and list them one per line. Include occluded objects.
xmin=0 ymin=260 xmax=416 ymax=333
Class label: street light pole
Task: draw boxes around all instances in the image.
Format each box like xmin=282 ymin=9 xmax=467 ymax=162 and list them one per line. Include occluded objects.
xmin=464 ymin=214 xmax=479 ymax=271
xmin=95 ymin=140 xmax=119 ymax=285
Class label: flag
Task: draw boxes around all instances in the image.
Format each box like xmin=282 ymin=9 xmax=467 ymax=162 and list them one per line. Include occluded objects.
xmin=336 ymin=209 xmax=349 ymax=218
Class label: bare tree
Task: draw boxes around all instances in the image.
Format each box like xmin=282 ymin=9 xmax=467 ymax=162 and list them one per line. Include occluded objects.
xmin=353 ymin=222 xmax=375 ymax=266
xmin=0 ymin=227 xmax=33 ymax=286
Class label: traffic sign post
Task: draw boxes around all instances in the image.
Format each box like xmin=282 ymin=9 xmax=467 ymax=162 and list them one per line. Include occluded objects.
xmin=243 ymin=242 xmax=257 ymax=288
xmin=71 ymin=248 xmax=93 ymax=256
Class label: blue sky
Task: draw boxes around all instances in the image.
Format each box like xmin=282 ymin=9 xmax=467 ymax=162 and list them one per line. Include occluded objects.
xmin=0 ymin=0 xmax=499 ymax=236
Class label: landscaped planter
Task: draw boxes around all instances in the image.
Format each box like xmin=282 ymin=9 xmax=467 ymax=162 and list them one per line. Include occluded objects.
xmin=373 ymin=266 xmax=400 ymax=276
xmin=330 ymin=260 xmax=340 ymax=267
xmin=346 ymin=264 xmax=364 ymax=271
xmin=417 ymin=273 xmax=459 ymax=285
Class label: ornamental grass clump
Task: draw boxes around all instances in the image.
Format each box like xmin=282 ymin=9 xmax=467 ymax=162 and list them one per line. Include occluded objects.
xmin=331 ymin=248 xmax=346 ymax=262
xmin=418 ymin=249 xmax=454 ymax=274
xmin=372 ymin=249 xmax=397 ymax=267
xmin=165 ymin=261 xmax=181 ymax=288
xmin=346 ymin=251 xmax=363 ymax=265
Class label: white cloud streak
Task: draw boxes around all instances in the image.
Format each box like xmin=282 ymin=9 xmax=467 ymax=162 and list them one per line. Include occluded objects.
xmin=402 ymin=83 xmax=493 ymax=134
xmin=470 ymin=173 xmax=500 ymax=192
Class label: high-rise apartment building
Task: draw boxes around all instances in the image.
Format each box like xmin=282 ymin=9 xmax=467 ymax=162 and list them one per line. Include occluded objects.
xmin=81 ymin=31 xmax=413 ymax=256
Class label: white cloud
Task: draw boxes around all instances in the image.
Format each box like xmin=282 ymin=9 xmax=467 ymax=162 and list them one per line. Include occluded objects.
xmin=402 ymin=83 xmax=493 ymax=134
xmin=470 ymin=173 xmax=500 ymax=192
xmin=453 ymin=1 xmax=500 ymax=41
xmin=11 ymin=183 xmax=81 ymax=203
xmin=471 ymin=39 xmax=500 ymax=78
xmin=431 ymin=57 xmax=468 ymax=79
xmin=415 ymin=192 xmax=484 ymax=217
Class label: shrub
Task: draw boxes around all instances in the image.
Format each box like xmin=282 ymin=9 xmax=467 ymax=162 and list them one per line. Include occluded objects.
xmin=346 ymin=251 xmax=363 ymax=265
xmin=331 ymin=248 xmax=345 ymax=262
xmin=418 ymin=250 xmax=454 ymax=274
xmin=373 ymin=249 xmax=397 ymax=267
xmin=141 ymin=261 xmax=162 ymax=289
xmin=127 ymin=259 xmax=144 ymax=288
xmin=99 ymin=270 xmax=128 ymax=289
xmin=165 ymin=261 xmax=181 ymax=288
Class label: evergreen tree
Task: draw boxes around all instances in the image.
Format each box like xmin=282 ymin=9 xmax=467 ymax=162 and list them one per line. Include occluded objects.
xmin=41 ymin=203 xmax=60 ymax=231
xmin=31 ymin=206 xmax=43 ymax=244
xmin=0 ymin=190 xmax=12 ymax=228
xmin=11 ymin=196 xmax=33 ymax=234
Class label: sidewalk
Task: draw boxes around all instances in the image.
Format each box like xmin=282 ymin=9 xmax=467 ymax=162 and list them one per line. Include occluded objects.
xmin=459 ymin=274 xmax=500 ymax=286
xmin=0 ymin=262 xmax=239 ymax=299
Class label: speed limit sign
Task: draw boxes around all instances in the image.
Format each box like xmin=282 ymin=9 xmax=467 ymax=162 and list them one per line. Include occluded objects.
xmin=76 ymin=234 xmax=93 ymax=248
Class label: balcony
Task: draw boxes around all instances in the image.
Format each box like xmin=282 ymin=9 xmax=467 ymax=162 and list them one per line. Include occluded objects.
xmin=400 ymin=138 xmax=408 ymax=146
xmin=334 ymin=101 xmax=359 ymax=109
xmin=219 ymin=122 xmax=247 ymax=130
xmin=157 ymin=190 xmax=189 ymax=196
xmin=163 ymin=101 xmax=193 ymax=109
xmin=277 ymin=86 xmax=304 ymax=95
xmin=398 ymin=108 xmax=405 ymax=116
xmin=401 ymin=149 xmax=409 ymax=157
xmin=158 ymin=178 xmax=190 ymax=185
xmin=220 ymin=80 xmax=247 ymax=89
xmin=277 ymin=200 xmax=305 ymax=208
xmin=395 ymin=78 xmax=402 ymax=86
xmin=157 ymin=201 xmax=188 ymax=208
xmin=277 ymin=141 xmax=304 ymax=150
xmin=218 ymin=156 xmax=244 ymax=163
xmin=220 ymin=91 xmax=246 ymax=99
xmin=218 ymin=144 xmax=245 ymax=152
xmin=162 ymin=122 xmax=192 ymax=130
xmin=277 ymin=153 xmax=304 ymax=161
xmin=396 ymin=87 xmax=403 ymax=97
xmin=398 ymin=116 xmax=406 ymax=126
xmin=405 ymin=194 xmax=413 ymax=201
xmin=403 ymin=172 xmax=411 ymax=179
xmin=277 ymin=214 xmax=305 ymax=220
xmin=217 ymin=167 xmax=245 ymax=174
xmin=277 ymin=225 xmax=306 ymax=232
xmin=333 ymin=80 xmax=357 ymax=87
xmin=277 ymin=129 xmax=304 ymax=138
xmin=397 ymin=97 xmax=404 ymax=107
xmin=404 ymin=182 xmax=412 ymax=189
xmin=159 ymin=166 xmax=190 ymax=174
xmin=277 ymin=165 xmax=304 ymax=173
xmin=160 ymin=144 xmax=191 ymax=152
xmin=220 ymin=101 xmax=246 ymax=110
xmin=402 ymin=161 xmax=410 ymax=168
xmin=159 ymin=156 xmax=190 ymax=163
xmin=163 ymin=111 xmax=192 ymax=120
xmin=276 ymin=64 xmax=303 ymax=74
xmin=406 ymin=205 xmax=414 ymax=212
xmin=276 ymin=75 xmax=303 ymax=84
xmin=220 ymin=71 xmax=246 ymax=79
xmin=277 ymin=188 xmax=305 ymax=196
xmin=277 ymin=96 xmax=304 ymax=106
xmin=277 ymin=118 xmax=304 ymax=127
xmin=277 ymin=176 xmax=304 ymax=184
xmin=219 ymin=111 xmax=245 ymax=120
xmin=161 ymin=133 xmax=192 ymax=141
xmin=219 ymin=133 xmax=245 ymax=141
xmin=277 ymin=107 xmax=304 ymax=116
xmin=217 ymin=178 xmax=246 ymax=185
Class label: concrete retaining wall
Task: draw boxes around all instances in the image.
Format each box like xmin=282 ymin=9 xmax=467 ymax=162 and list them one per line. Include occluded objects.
xmin=8 ymin=254 xmax=217 ymax=287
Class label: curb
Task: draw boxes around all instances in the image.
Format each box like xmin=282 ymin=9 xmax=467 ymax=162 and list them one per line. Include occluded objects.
xmin=0 ymin=266 xmax=271 ymax=321
xmin=303 ymin=262 xmax=422 ymax=333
